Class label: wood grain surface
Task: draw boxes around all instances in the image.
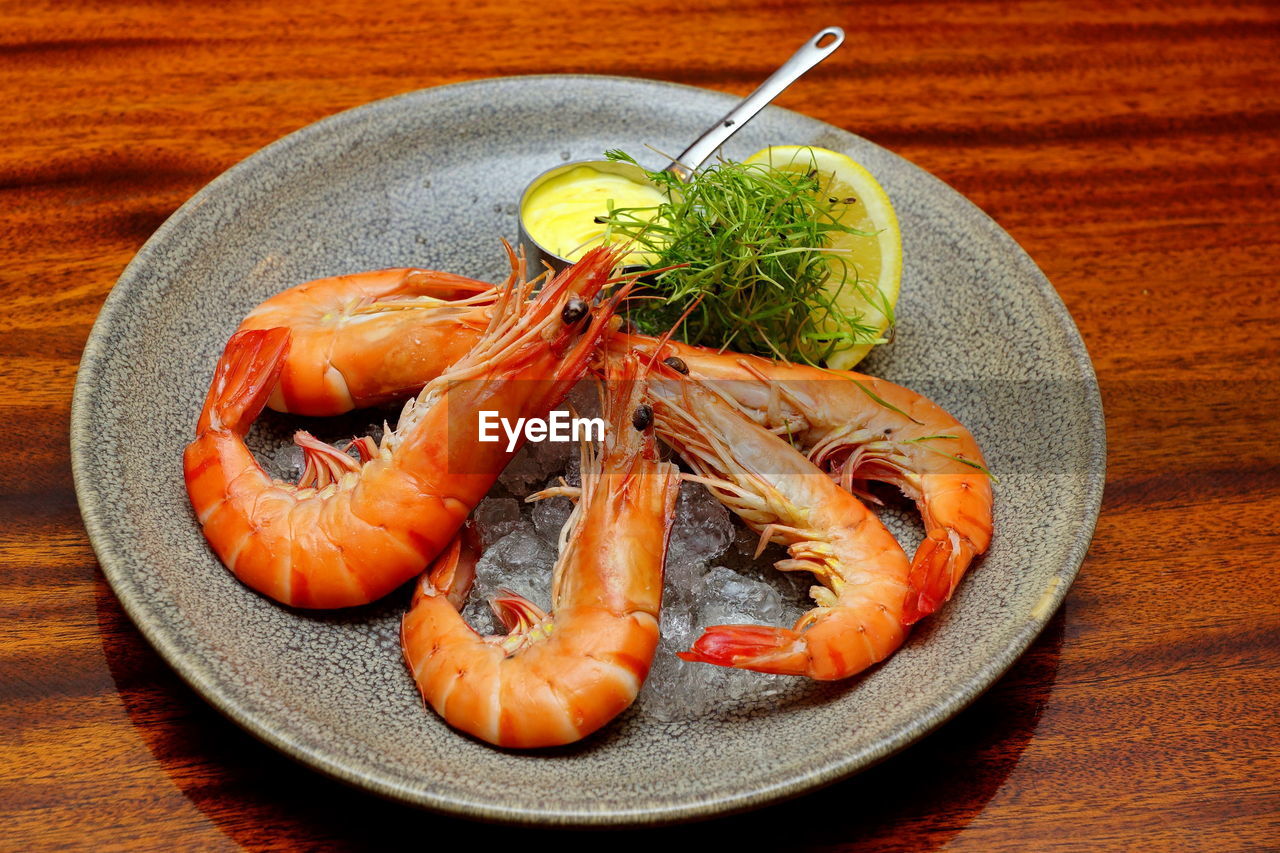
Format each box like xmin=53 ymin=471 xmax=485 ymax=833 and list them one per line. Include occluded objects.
xmin=3 ymin=0 xmax=1278 ymax=849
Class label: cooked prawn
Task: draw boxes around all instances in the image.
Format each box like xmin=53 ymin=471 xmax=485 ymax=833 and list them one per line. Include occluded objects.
xmin=237 ymin=267 xmax=496 ymax=416
xmin=183 ymin=245 xmax=628 ymax=609
xmin=647 ymin=363 xmax=912 ymax=680
xmin=618 ymin=334 xmax=992 ymax=625
xmin=401 ymin=353 xmax=680 ymax=747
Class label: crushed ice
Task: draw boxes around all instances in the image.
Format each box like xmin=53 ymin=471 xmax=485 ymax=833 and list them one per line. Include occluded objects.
xmin=459 ymin=383 xmax=818 ymax=720
xmin=460 ymin=525 xmax=555 ymax=637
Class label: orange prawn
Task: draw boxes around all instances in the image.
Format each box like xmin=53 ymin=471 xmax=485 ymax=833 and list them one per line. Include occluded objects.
xmin=237 ymin=267 xmax=496 ymax=416
xmin=617 ymin=334 xmax=992 ymax=625
xmin=647 ymin=362 xmax=912 ymax=680
xmin=183 ymin=245 xmax=628 ymax=609
xmin=401 ymin=353 xmax=680 ymax=747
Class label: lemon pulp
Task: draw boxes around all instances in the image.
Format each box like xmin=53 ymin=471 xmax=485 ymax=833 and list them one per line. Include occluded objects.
xmin=744 ymin=146 xmax=902 ymax=370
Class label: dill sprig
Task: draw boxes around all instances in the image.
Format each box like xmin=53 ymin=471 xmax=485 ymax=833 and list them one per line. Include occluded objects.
xmin=598 ymin=149 xmax=883 ymax=364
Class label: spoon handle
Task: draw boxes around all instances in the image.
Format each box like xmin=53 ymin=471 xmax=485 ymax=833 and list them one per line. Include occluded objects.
xmin=665 ymin=26 xmax=845 ymax=181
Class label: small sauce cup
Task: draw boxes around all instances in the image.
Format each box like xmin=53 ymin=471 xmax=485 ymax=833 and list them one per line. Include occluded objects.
xmin=515 ymin=26 xmax=845 ymax=275
xmin=516 ymin=159 xmax=661 ymax=274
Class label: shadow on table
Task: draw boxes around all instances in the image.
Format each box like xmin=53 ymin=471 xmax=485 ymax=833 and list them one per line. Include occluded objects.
xmin=98 ymin=576 xmax=1064 ymax=851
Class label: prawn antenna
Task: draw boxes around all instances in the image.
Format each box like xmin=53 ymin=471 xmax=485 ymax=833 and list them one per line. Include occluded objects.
xmin=644 ymin=293 xmax=706 ymax=374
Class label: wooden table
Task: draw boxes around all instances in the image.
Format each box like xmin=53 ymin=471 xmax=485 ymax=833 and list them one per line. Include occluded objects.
xmin=3 ymin=1 xmax=1277 ymax=848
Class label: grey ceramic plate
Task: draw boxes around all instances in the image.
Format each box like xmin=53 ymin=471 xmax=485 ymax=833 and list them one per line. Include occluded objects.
xmin=71 ymin=75 xmax=1104 ymax=826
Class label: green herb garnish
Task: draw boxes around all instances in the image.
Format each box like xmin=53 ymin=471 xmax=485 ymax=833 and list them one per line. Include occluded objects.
xmin=598 ymin=149 xmax=888 ymax=364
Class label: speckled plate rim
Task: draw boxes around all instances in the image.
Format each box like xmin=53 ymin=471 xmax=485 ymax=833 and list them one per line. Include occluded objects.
xmin=71 ymin=73 xmax=1106 ymax=826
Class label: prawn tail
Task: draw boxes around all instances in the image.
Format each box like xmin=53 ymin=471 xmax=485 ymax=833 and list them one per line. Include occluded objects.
xmin=902 ymin=528 xmax=957 ymax=625
xmin=488 ymin=589 xmax=550 ymax=635
xmin=420 ymin=525 xmax=481 ymax=610
xmin=677 ymin=624 xmax=811 ymax=676
xmin=196 ymin=328 xmax=291 ymax=436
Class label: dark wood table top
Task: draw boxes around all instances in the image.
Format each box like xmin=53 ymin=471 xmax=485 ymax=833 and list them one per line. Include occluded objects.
xmin=3 ymin=1 xmax=1278 ymax=848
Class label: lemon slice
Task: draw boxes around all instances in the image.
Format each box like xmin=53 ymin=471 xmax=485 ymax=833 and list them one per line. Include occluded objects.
xmin=744 ymin=145 xmax=901 ymax=369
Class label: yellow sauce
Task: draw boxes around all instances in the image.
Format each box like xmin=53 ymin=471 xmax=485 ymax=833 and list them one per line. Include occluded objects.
xmin=522 ymin=165 xmax=666 ymax=263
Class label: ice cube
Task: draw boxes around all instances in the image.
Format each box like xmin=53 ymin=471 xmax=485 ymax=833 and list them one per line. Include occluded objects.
xmin=471 ymin=497 xmax=524 ymax=549
xmin=474 ymin=526 xmax=555 ymax=603
xmin=663 ymin=556 xmax=707 ymax=606
xmin=762 ymin=569 xmax=814 ymax=626
xmin=459 ymin=525 xmax=556 ymax=637
xmin=531 ymin=488 xmax=574 ymax=544
xmin=697 ymin=565 xmax=785 ymax=628
xmin=640 ymin=604 xmax=719 ymax=721
xmin=719 ymin=518 xmax=812 ymax=620
xmin=642 ymin=654 xmax=715 ymax=721
xmin=460 ymin=587 xmax=501 ymax=636
xmin=667 ymin=482 xmax=733 ymax=566
xmin=728 ymin=519 xmax=766 ymax=562
xmin=658 ymin=598 xmax=698 ymax=649
xmin=637 ymin=560 xmax=803 ymax=721
xmin=498 ymin=435 xmax=575 ymax=493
